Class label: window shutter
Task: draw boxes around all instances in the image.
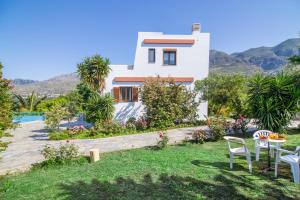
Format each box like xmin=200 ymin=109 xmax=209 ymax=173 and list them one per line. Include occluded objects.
xmin=132 ymin=87 xmax=138 ymax=102
xmin=113 ymin=87 xmax=120 ymax=102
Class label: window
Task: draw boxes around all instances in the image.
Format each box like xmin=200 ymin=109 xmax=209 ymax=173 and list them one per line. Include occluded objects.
xmin=120 ymin=87 xmax=132 ymax=102
xmin=113 ymin=87 xmax=139 ymax=102
xmin=163 ymin=50 xmax=176 ymax=65
xmin=148 ymin=48 xmax=155 ymax=63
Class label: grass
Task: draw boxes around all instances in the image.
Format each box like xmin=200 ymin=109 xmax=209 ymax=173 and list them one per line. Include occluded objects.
xmin=1 ymin=130 xmax=300 ymax=199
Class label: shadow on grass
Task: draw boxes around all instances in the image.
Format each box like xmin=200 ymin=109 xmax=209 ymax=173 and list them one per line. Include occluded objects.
xmin=191 ymin=159 xmax=297 ymax=196
xmin=58 ymin=173 xmax=250 ymax=200
xmin=57 ymin=170 xmax=297 ymax=200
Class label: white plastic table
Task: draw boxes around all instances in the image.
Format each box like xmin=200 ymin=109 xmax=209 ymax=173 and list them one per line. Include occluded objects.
xmin=259 ymin=138 xmax=286 ymax=171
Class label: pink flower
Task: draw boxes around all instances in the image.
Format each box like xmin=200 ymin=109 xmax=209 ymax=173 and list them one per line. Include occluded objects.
xmin=159 ymin=132 xmax=164 ymax=138
xmin=240 ymin=115 xmax=245 ymax=121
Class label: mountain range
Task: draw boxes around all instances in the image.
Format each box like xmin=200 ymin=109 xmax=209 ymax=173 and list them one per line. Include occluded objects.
xmin=210 ymin=38 xmax=300 ymax=74
xmin=12 ymin=38 xmax=300 ymax=96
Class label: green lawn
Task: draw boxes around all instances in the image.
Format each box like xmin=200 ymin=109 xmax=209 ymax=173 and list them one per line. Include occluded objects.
xmin=1 ymin=130 xmax=300 ymax=200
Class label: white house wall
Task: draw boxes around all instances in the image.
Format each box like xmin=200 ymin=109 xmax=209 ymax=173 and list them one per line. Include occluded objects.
xmin=104 ymin=27 xmax=210 ymax=122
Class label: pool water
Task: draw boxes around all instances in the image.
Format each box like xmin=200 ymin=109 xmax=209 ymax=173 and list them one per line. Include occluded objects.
xmin=13 ymin=115 xmax=45 ymax=123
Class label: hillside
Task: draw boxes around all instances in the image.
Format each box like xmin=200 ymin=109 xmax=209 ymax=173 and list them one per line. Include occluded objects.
xmin=211 ymin=38 xmax=300 ymax=73
xmin=209 ymin=50 xmax=262 ymax=74
xmin=12 ymin=73 xmax=79 ymax=97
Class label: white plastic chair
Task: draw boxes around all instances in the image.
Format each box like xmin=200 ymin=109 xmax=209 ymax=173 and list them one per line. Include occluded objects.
xmin=275 ymin=146 xmax=300 ymax=183
xmin=253 ymin=130 xmax=276 ymax=161
xmin=224 ymin=136 xmax=252 ymax=173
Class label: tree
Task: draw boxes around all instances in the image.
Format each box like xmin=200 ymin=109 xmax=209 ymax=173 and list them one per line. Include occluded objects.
xmin=140 ymin=77 xmax=199 ymax=128
xmin=0 ymin=62 xmax=13 ymax=134
xmin=73 ymin=83 xmax=97 ymax=112
xmin=77 ymin=55 xmax=111 ymax=94
xmin=195 ymin=73 xmax=248 ymax=118
xmin=36 ymin=96 xmax=68 ymax=112
xmin=45 ymin=104 xmax=70 ymax=131
xmin=14 ymin=91 xmax=47 ymax=112
xmin=248 ymin=72 xmax=300 ymax=132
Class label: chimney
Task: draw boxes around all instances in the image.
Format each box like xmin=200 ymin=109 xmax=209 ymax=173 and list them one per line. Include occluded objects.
xmin=192 ymin=23 xmax=201 ymax=34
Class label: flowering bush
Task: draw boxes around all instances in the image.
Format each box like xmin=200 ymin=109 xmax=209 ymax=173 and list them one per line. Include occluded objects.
xmin=156 ymin=132 xmax=169 ymax=149
xmin=135 ymin=117 xmax=148 ymax=130
xmin=68 ymin=125 xmax=86 ymax=135
xmin=100 ymin=121 xmax=123 ymax=134
xmin=207 ymin=117 xmax=226 ymax=141
xmin=140 ymin=77 xmax=199 ymax=128
xmin=125 ymin=122 xmax=136 ymax=132
xmin=41 ymin=142 xmax=79 ymax=164
xmin=232 ymin=115 xmax=249 ymax=134
xmin=192 ymin=129 xmax=207 ymax=144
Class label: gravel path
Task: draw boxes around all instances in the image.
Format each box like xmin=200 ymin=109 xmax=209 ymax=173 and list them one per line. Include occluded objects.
xmin=0 ymin=121 xmax=208 ymax=175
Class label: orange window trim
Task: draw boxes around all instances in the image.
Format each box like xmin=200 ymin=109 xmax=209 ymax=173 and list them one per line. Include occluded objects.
xmin=163 ymin=50 xmax=177 ymax=65
xmin=163 ymin=48 xmax=177 ymax=51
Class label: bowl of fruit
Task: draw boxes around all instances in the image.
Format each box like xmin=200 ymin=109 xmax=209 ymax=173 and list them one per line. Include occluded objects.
xmin=259 ymin=135 xmax=268 ymax=140
xmin=269 ymin=133 xmax=287 ymax=140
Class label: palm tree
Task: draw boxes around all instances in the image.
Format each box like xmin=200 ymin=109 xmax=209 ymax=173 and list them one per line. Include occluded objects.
xmin=77 ymin=55 xmax=111 ymax=94
xmin=248 ymin=72 xmax=300 ymax=132
xmin=14 ymin=91 xmax=47 ymax=112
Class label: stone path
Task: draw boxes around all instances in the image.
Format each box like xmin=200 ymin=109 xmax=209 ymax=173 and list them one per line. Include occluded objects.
xmin=0 ymin=121 xmax=208 ymax=175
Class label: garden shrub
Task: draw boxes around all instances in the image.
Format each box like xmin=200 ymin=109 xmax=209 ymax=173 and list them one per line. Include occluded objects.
xmin=156 ymin=132 xmax=169 ymax=149
xmin=125 ymin=122 xmax=136 ymax=132
xmin=36 ymin=96 xmax=68 ymax=112
xmin=45 ymin=105 xmax=70 ymax=131
xmin=41 ymin=142 xmax=79 ymax=165
xmin=127 ymin=117 xmax=136 ymax=124
xmin=140 ymin=77 xmax=199 ymax=128
xmin=102 ymin=121 xmax=123 ymax=134
xmin=207 ymin=117 xmax=226 ymax=141
xmin=192 ymin=129 xmax=207 ymax=144
xmin=48 ymin=131 xmax=70 ymax=140
xmin=0 ymin=141 xmax=10 ymax=152
xmin=67 ymin=125 xmax=86 ymax=135
xmin=135 ymin=117 xmax=148 ymax=130
xmin=195 ymin=73 xmax=248 ymax=117
xmin=85 ymin=93 xmax=114 ymax=124
xmin=92 ymin=120 xmax=124 ymax=135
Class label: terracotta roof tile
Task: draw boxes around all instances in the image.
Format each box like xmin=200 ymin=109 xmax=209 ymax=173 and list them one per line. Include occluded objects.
xmin=143 ymin=39 xmax=195 ymax=44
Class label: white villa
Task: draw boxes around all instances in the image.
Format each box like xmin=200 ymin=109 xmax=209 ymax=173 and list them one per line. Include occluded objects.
xmin=104 ymin=23 xmax=210 ymax=121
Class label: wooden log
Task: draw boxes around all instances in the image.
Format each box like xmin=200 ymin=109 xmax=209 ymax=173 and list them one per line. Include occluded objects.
xmin=89 ymin=149 xmax=100 ymax=162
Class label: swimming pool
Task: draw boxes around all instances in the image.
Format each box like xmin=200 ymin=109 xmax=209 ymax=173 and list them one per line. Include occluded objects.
xmin=13 ymin=115 xmax=45 ymax=123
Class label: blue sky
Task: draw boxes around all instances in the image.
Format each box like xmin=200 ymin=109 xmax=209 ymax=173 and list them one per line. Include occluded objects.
xmin=0 ymin=0 xmax=299 ymax=80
